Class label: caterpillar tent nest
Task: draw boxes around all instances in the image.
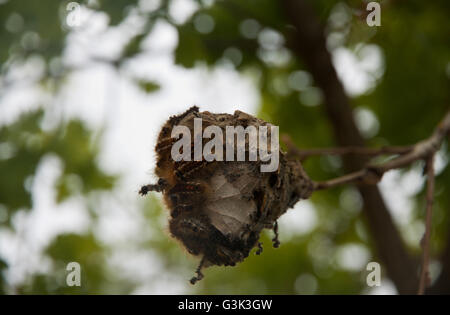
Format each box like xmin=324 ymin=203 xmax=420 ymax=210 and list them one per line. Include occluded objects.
xmin=139 ymin=106 xmax=313 ymax=284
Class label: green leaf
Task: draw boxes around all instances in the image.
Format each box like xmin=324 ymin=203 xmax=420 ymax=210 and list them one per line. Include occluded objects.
xmin=136 ymin=79 xmax=161 ymax=93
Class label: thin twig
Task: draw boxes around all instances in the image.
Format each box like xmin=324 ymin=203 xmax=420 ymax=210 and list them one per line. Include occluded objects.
xmin=313 ymin=169 xmax=373 ymax=190
xmin=418 ymin=154 xmax=436 ymax=295
xmin=282 ymin=134 xmax=413 ymax=162
xmin=286 ymin=109 xmax=449 ymax=294
xmin=311 ymin=110 xmax=450 ymax=190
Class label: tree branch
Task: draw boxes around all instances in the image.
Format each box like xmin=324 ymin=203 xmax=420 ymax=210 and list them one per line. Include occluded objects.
xmin=309 ymin=110 xmax=450 ymax=190
xmin=286 ymin=108 xmax=450 ymax=294
xmin=282 ymin=0 xmax=419 ymax=293
xmin=282 ymin=134 xmax=413 ymax=162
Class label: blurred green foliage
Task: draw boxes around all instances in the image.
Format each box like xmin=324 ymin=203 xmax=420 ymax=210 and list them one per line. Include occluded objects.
xmin=0 ymin=0 xmax=448 ymax=294
xmin=20 ymin=233 xmax=108 ymax=294
xmin=0 ymin=110 xmax=115 ymax=219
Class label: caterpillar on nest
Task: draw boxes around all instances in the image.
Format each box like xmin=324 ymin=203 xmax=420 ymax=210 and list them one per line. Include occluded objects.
xmin=139 ymin=106 xmax=313 ymax=284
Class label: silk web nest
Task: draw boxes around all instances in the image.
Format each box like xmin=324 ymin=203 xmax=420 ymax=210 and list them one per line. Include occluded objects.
xmin=139 ymin=106 xmax=313 ymax=284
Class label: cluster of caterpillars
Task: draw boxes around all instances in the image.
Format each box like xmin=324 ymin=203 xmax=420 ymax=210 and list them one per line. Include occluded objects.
xmin=139 ymin=106 xmax=313 ymax=284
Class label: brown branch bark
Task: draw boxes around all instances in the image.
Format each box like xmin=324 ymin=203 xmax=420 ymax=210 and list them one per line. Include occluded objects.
xmin=282 ymin=134 xmax=413 ymax=162
xmin=282 ymin=0 xmax=418 ymax=294
xmin=310 ymin=110 xmax=450 ymax=190
xmin=287 ymin=108 xmax=449 ymax=293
